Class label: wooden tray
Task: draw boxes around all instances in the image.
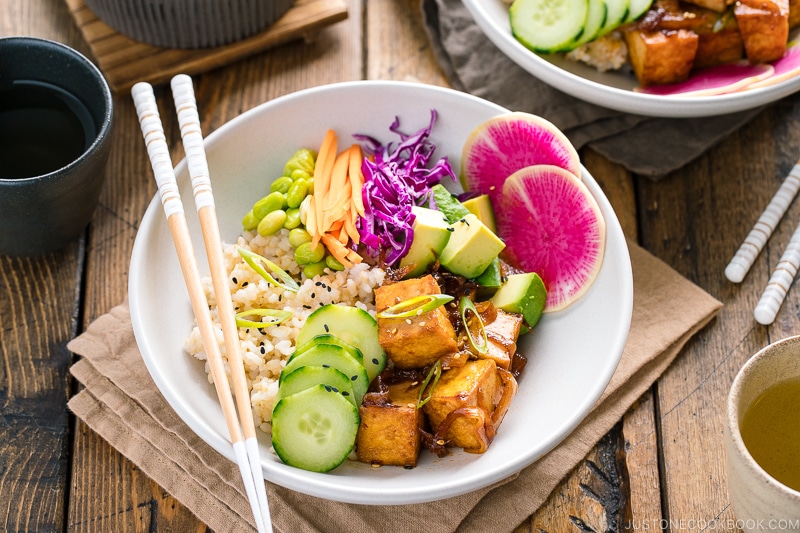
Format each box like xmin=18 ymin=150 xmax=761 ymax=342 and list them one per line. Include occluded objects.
xmin=64 ymin=0 xmax=348 ymax=93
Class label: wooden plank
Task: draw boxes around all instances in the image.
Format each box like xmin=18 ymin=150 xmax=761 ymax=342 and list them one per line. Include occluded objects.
xmin=637 ymin=100 xmax=800 ymax=529
xmin=0 ymin=3 xmax=88 ymax=532
xmin=63 ymin=0 xmax=349 ymax=92
xmin=67 ymin=0 xmax=364 ymax=530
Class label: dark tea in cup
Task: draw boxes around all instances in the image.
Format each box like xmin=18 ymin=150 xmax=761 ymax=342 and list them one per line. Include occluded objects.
xmin=0 ymin=80 xmax=97 ymax=180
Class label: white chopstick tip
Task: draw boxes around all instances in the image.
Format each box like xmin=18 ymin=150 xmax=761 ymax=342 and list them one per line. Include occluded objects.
xmin=724 ymin=262 xmax=746 ymax=283
xmin=754 ymin=304 xmax=778 ymax=325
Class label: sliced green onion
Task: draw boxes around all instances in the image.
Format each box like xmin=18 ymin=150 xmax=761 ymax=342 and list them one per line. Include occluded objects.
xmin=417 ymin=359 xmax=442 ymax=409
xmin=238 ymin=247 xmax=300 ymax=293
xmin=235 ymin=308 xmax=293 ymax=329
xmin=376 ymin=294 xmax=454 ymax=319
xmin=459 ymin=296 xmax=488 ymax=355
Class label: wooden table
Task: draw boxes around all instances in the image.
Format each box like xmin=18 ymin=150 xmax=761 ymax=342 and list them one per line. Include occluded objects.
xmin=3 ymin=0 xmax=798 ymax=530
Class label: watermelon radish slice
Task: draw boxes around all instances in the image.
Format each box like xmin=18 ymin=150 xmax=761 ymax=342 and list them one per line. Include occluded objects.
xmin=497 ymin=164 xmax=606 ymax=312
xmin=460 ymin=112 xmax=581 ymax=207
xmin=634 ymin=62 xmax=774 ymax=97
xmin=747 ymin=42 xmax=800 ymax=89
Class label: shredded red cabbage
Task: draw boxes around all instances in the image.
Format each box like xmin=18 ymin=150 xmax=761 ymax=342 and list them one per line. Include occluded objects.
xmin=355 ymin=110 xmax=456 ymax=265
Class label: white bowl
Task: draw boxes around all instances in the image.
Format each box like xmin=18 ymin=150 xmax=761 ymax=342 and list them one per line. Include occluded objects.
xmin=462 ymin=0 xmax=800 ymax=118
xmin=129 ymin=80 xmax=633 ymax=504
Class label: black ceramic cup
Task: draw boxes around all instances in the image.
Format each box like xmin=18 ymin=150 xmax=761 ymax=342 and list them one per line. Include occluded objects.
xmin=0 ymin=36 xmax=113 ymax=256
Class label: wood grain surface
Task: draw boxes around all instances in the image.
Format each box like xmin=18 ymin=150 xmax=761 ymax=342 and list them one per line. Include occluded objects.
xmin=3 ymin=0 xmax=800 ymax=531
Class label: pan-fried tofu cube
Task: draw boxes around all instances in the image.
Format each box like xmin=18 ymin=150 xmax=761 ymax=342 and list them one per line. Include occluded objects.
xmin=685 ymin=5 xmax=745 ymax=68
xmin=357 ymin=381 xmax=424 ymax=467
xmin=375 ymin=275 xmax=458 ymax=369
xmin=790 ymin=0 xmax=800 ymax=27
xmin=735 ymin=0 xmax=789 ymax=63
xmin=624 ymin=28 xmax=699 ymax=86
xmin=423 ymin=359 xmax=502 ymax=452
xmin=481 ymin=309 xmax=524 ymax=371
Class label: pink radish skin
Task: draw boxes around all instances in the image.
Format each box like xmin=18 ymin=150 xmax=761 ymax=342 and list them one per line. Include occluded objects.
xmin=748 ymin=42 xmax=800 ymax=89
xmin=634 ymin=62 xmax=774 ymax=96
xmin=460 ymin=112 xmax=581 ymax=207
xmin=498 ymin=165 xmax=606 ymax=312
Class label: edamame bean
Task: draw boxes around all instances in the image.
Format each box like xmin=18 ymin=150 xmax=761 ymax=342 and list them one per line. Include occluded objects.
xmin=257 ymin=209 xmax=287 ymax=236
xmin=294 ymin=241 xmax=325 ymax=265
xmin=303 ymin=261 xmax=327 ymax=279
xmin=283 ymin=208 xmax=301 ymax=229
xmin=270 ymin=176 xmax=293 ymax=194
xmin=242 ymin=209 xmax=259 ymax=231
xmin=253 ymin=191 xmax=287 ymax=219
xmin=290 ymin=169 xmax=311 ymax=182
xmin=286 ymin=179 xmax=308 ymax=209
xmin=325 ymin=254 xmax=345 ymax=271
xmin=288 ymin=228 xmax=312 ymax=248
xmin=283 ymin=149 xmax=315 ymax=177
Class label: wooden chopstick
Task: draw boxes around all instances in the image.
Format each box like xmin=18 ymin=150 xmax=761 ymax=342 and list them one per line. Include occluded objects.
xmin=725 ymin=162 xmax=800 ymax=283
xmin=168 ymin=74 xmax=272 ymax=531
xmin=131 ymin=80 xmax=270 ymax=533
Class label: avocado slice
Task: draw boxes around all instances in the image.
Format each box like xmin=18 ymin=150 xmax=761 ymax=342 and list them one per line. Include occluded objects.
xmin=399 ymin=205 xmax=452 ymax=278
xmin=439 ymin=214 xmax=505 ymax=279
xmin=462 ymin=194 xmax=497 ymax=234
xmin=491 ymin=272 xmax=547 ymax=331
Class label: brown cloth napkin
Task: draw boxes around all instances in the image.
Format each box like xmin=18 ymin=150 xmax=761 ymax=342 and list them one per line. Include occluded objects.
xmin=67 ymin=242 xmax=721 ymax=533
xmin=420 ymin=0 xmax=769 ymax=179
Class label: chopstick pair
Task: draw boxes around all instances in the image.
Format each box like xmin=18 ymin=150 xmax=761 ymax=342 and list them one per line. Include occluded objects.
xmin=132 ymin=75 xmax=272 ymax=533
xmin=724 ymin=159 xmax=800 ymax=325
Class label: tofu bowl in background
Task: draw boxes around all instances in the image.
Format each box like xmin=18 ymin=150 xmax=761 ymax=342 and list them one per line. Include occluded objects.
xmin=128 ymin=80 xmax=633 ymax=504
xmin=462 ymin=0 xmax=800 ymax=117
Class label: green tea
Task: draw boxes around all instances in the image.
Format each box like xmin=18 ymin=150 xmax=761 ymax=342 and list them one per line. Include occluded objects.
xmin=740 ymin=377 xmax=800 ymax=492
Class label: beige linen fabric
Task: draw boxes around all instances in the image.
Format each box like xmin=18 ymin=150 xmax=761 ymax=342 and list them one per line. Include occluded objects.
xmin=67 ymin=242 xmax=722 ymax=533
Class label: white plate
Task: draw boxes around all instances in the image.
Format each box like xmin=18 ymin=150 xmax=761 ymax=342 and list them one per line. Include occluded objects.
xmin=462 ymin=0 xmax=800 ymax=117
xmin=129 ymin=80 xmax=633 ymax=505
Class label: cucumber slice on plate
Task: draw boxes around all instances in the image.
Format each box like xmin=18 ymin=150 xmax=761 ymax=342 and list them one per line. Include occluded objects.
xmin=624 ymin=0 xmax=653 ymax=23
xmin=296 ymin=304 xmax=386 ymax=381
xmin=572 ymin=0 xmax=608 ymax=47
xmin=510 ymin=0 xmax=590 ymax=53
xmin=271 ymin=384 xmax=359 ymax=472
xmin=277 ymin=365 xmax=358 ymax=406
xmin=280 ymin=343 xmax=369 ymax=403
xmin=596 ymin=0 xmax=629 ymax=36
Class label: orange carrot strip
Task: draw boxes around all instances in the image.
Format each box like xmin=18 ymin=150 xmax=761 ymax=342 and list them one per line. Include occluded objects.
xmin=321 ymin=234 xmax=355 ymax=268
xmin=348 ymin=145 xmax=365 ymax=217
xmin=313 ymin=130 xmax=338 ymax=240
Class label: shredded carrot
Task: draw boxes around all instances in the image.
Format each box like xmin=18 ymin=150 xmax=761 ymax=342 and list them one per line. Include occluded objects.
xmin=306 ymin=134 xmax=366 ymax=265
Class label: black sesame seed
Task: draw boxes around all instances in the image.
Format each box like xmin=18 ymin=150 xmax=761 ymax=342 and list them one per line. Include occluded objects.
xmin=315 ymin=281 xmax=322 ymax=286
xmin=331 ymin=387 xmax=339 ymax=393
xmin=303 ymin=305 xmax=312 ymax=309
xmin=260 ymin=346 xmax=266 ymax=354
xmin=324 ymin=324 xmax=330 ymax=332
xmin=327 ymin=286 xmax=331 ymax=292
xmin=242 ymin=281 xmax=248 ymax=287
xmin=351 ymin=375 xmax=358 ymax=381
xmin=311 ymin=292 xmax=316 ymax=298
xmin=323 ymin=364 xmax=330 ymax=368
xmin=447 ymin=227 xmax=455 ymax=232
xmin=372 ymin=358 xmax=379 ymax=365
xmin=342 ymin=391 xmax=350 ymax=396
xmin=324 ymin=385 xmax=332 ymax=392
xmin=232 ymin=277 xmax=238 ymax=284
xmin=258 ymin=328 xmax=265 ymax=334
xmin=278 ymin=294 xmax=282 ymax=302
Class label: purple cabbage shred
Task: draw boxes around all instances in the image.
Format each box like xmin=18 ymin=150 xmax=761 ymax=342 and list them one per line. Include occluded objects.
xmin=355 ymin=110 xmax=456 ymax=265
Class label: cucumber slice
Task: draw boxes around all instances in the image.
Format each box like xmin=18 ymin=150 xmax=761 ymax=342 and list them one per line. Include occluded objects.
xmin=271 ymin=384 xmax=359 ymax=472
xmin=277 ymin=365 xmax=358 ymax=406
xmin=280 ymin=343 xmax=369 ymax=403
xmin=296 ymin=304 xmax=386 ymax=381
xmin=597 ymin=0 xmax=629 ymax=36
xmin=624 ymin=0 xmax=652 ymax=23
xmin=572 ymin=0 xmax=607 ymax=47
xmin=293 ymin=333 xmax=364 ymax=364
xmin=510 ymin=0 xmax=590 ymax=53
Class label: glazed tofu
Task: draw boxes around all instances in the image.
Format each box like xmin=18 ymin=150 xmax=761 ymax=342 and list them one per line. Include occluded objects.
xmin=423 ymin=359 xmax=502 ymax=452
xmin=357 ymin=381 xmax=424 ymax=467
xmin=685 ymin=5 xmax=745 ymax=68
xmin=374 ymin=275 xmax=458 ymax=369
xmin=735 ymin=0 xmax=789 ymax=63
xmin=624 ymin=28 xmax=699 ymax=86
xmin=481 ymin=309 xmax=524 ymax=371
